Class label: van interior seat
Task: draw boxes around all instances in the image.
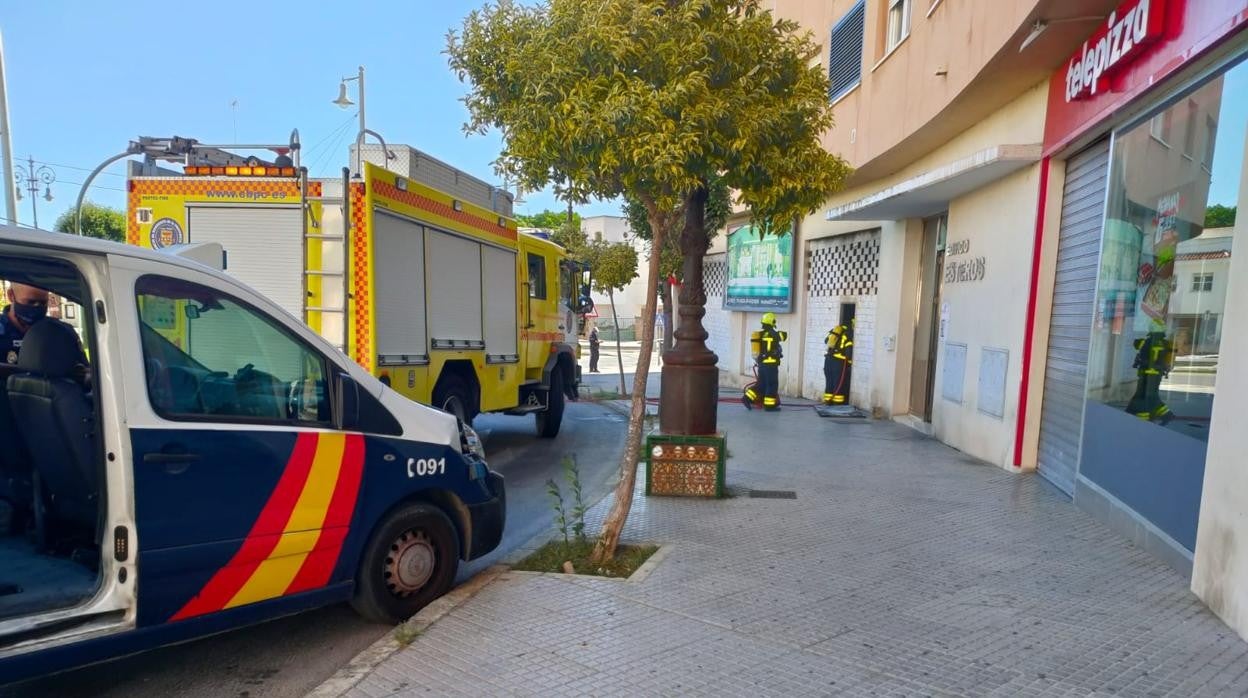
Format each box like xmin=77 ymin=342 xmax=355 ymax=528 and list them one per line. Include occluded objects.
xmin=6 ymin=319 xmax=98 ymax=530
xmin=0 ymin=363 xmax=33 ymax=521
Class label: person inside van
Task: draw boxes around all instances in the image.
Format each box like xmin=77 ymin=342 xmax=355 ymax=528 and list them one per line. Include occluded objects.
xmin=0 ymin=283 xmax=51 ymax=366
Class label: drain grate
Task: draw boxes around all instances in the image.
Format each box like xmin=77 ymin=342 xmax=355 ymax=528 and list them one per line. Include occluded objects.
xmin=747 ymin=489 xmax=797 ymax=500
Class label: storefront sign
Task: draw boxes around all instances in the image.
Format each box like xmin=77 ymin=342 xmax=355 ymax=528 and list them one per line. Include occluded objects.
xmin=943 ymin=239 xmax=986 ymax=284
xmin=724 ymin=224 xmax=794 ymax=311
xmin=1065 ymin=0 xmax=1167 ymax=102
xmin=1044 ymin=0 xmax=1248 ymax=155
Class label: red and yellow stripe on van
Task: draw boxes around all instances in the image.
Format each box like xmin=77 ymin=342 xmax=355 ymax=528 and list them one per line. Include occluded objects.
xmin=170 ymin=433 xmax=365 ymax=621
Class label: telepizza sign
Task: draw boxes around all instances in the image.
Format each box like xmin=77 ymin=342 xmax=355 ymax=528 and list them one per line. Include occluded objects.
xmin=1065 ymin=0 xmax=1167 ymax=102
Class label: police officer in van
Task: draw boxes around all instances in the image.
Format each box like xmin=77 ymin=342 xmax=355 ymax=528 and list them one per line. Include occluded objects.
xmin=0 ymin=283 xmax=51 ymax=365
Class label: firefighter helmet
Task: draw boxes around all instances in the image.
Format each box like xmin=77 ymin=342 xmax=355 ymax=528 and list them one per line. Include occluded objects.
xmin=761 ymin=312 xmax=776 ymax=326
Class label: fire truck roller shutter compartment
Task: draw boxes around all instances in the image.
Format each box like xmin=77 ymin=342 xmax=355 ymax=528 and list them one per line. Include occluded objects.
xmin=482 ymin=245 xmax=519 ymax=361
xmin=426 ymin=228 xmax=484 ymax=349
xmin=374 ymin=211 xmax=429 ymax=362
xmin=186 ymin=205 xmax=305 ymax=319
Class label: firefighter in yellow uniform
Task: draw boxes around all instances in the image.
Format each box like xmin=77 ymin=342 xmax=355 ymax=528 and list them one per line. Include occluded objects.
xmin=1126 ymin=331 xmax=1174 ymax=425
xmin=823 ymin=318 xmax=854 ymax=405
xmin=743 ymin=312 xmax=786 ymax=411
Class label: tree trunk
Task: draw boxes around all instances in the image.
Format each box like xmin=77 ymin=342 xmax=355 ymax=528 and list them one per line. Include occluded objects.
xmin=608 ymin=287 xmax=627 ymax=397
xmin=591 ymin=209 xmax=668 ymax=564
xmin=659 ymin=185 xmax=718 ymax=435
xmin=660 ymin=281 xmax=674 ymax=354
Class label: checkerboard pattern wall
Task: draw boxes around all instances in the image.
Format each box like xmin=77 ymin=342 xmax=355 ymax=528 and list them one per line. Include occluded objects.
xmin=807 ymin=231 xmax=881 ymax=297
xmin=704 ymin=257 xmax=726 ymax=297
xmin=702 ymin=255 xmax=731 ymax=366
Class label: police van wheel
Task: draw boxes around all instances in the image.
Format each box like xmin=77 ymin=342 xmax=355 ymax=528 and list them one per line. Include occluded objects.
xmin=352 ymin=503 xmax=460 ymax=625
xmin=536 ymin=370 xmax=565 ymax=438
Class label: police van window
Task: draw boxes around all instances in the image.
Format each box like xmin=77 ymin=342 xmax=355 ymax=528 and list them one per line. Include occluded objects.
xmin=527 ymin=253 xmax=547 ymax=299
xmin=135 ymin=276 xmax=330 ymax=425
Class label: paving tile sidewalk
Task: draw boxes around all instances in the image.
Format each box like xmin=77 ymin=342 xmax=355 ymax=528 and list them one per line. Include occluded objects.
xmin=349 ymin=404 xmax=1248 ymax=697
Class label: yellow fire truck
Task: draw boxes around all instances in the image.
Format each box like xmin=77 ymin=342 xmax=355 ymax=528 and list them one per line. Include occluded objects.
xmin=123 ymin=136 xmax=583 ymax=437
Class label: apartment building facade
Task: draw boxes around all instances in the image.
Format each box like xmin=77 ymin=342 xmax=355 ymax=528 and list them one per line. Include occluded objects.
xmin=707 ymin=0 xmax=1248 ymax=640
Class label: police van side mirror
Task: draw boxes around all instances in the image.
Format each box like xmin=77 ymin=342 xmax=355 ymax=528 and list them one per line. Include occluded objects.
xmin=333 ymin=373 xmax=360 ymax=431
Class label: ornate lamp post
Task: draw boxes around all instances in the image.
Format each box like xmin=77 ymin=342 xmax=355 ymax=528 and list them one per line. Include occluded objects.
xmin=14 ymin=156 xmax=54 ymax=228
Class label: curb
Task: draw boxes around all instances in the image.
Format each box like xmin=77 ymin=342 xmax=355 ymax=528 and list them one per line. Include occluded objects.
xmin=305 ymin=564 xmax=508 ymax=698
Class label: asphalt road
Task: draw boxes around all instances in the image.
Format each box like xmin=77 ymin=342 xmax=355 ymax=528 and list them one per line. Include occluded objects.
xmin=1 ymin=401 xmax=625 ymax=698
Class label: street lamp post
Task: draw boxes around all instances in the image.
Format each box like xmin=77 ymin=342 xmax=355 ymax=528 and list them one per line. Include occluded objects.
xmin=333 ymin=65 xmax=394 ymax=177
xmin=14 ymin=156 xmax=54 ymax=229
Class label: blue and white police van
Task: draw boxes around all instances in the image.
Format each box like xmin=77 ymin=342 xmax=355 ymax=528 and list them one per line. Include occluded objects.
xmin=0 ymin=225 xmax=504 ymax=683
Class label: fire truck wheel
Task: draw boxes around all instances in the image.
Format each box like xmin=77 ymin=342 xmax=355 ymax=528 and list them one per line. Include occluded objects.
xmin=536 ymin=369 xmax=565 ymax=438
xmin=351 ymin=503 xmax=460 ymax=625
xmin=434 ymin=375 xmax=475 ymax=426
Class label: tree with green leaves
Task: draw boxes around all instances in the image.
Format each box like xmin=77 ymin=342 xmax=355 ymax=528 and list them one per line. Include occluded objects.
xmin=1205 ymin=204 xmax=1237 ymax=229
xmin=518 ymin=209 xmax=589 ymax=261
xmin=448 ymin=0 xmax=851 ymax=562
xmin=516 ymin=209 xmax=582 ymax=231
xmin=53 ymin=202 xmax=125 ymax=243
xmin=624 ymin=177 xmax=731 ymax=354
xmin=585 ymin=239 xmax=640 ymax=396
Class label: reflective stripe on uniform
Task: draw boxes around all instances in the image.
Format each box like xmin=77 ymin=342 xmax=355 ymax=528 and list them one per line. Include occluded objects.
xmin=763 ymin=397 xmax=778 ymax=406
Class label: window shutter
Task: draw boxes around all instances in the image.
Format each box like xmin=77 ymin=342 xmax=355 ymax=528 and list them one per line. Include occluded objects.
xmin=829 ymin=1 xmax=866 ymax=102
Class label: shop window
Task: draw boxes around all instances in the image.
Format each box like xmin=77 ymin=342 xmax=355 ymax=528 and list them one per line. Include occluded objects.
xmin=1089 ymin=64 xmax=1243 ymax=441
xmin=1079 ymin=58 xmax=1247 ymax=551
xmin=828 ymin=1 xmax=865 ymax=101
xmin=886 ymin=0 xmax=911 ymax=52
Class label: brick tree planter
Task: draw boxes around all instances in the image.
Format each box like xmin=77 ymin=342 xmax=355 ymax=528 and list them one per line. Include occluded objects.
xmin=645 ymin=433 xmax=726 ymax=498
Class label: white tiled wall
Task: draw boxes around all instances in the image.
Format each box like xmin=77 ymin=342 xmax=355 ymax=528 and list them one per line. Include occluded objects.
xmin=801 ymin=231 xmax=881 ymax=407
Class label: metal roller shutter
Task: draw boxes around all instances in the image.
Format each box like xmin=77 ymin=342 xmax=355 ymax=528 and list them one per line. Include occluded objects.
xmin=1036 ymin=139 xmax=1110 ymax=495
xmin=373 ymin=211 xmax=428 ymax=361
xmin=186 ymin=206 xmax=304 ymax=318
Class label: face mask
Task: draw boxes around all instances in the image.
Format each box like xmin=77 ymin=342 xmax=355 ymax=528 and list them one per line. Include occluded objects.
xmin=12 ymin=302 xmax=47 ymax=327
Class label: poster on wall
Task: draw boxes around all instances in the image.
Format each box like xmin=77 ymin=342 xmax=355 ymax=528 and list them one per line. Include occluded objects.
xmin=724 ymin=224 xmax=794 ymax=311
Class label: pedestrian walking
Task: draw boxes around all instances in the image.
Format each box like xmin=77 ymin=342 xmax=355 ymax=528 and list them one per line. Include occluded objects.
xmin=588 ymin=324 xmax=601 ymax=373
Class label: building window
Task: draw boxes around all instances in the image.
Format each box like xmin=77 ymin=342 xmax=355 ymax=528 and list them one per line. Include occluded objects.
xmin=1192 ymin=273 xmax=1214 ymax=292
xmin=828 ymin=1 xmax=865 ymax=101
xmin=1204 ymin=115 xmax=1218 ymax=171
xmin=1150 ymin=111 xmax=1173 ymax=146
xmin=886 ymin=0 xmax=911 ymax=52
xmin=1183 ymin=99 xmax=1199 ymax=159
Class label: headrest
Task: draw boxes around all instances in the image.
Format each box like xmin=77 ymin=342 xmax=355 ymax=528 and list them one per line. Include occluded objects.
xmin=16 ymin=319 xmax=84 ymax=378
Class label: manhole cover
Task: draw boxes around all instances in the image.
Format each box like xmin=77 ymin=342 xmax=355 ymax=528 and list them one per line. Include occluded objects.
xmin=747 ymin=489 xmax=797 ymax=499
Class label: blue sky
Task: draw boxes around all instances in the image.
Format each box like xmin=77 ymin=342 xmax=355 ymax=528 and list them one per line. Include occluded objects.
xmin=1 ymin=1 xmax=621 ymax=228
xmin=1208 ymin=60 xmax=1248 ymax=207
